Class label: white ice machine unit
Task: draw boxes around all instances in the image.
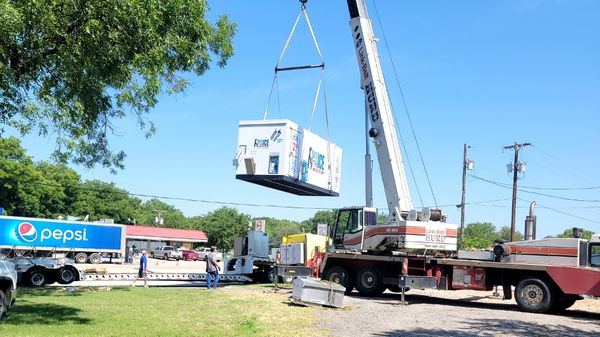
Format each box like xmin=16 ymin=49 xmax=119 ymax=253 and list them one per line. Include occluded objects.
xmin=234 ymin=119 xmax=342 ymax=197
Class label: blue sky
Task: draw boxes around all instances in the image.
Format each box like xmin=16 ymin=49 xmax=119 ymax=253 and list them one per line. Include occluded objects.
xmin=15 ymin=0 xmax=600 ymax=238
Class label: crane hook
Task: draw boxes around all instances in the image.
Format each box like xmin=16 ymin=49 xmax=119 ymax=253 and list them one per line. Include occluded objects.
xmin=300 ymin=0 xmax=308 ymax=9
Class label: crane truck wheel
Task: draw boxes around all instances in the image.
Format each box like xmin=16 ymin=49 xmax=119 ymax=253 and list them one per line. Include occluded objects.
xmin=514 ymin=277 xmax=556 ymax=313
xmin=57 ymin=266 xmax=78 ymax=284
xmin=322 ymin=266 xmax=355 ymax=295
xmin=74 ymin=252 xmax=88 ymax=264
xmin=355 ymin=266 xmax=385 ymax=297
xmin=28 ymin=268 xmax=47 ymax=287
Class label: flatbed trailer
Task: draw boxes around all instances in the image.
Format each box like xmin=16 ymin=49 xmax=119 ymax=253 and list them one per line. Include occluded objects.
xmin=321 ymin=236 xmax=600 ymax=313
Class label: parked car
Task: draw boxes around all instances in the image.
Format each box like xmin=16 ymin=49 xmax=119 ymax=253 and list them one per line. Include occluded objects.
xmin=195 ymin=247 xmax=222 ymax=262
xmin=180 ymin=249 xmax=200 ymax=261
xmin=150 ymin=246 xmax=182 ymax=261
xmin=0 ymin=260 xmax=17 ymax=320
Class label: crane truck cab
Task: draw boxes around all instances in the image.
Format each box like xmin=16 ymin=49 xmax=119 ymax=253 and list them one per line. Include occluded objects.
xmin=331 ymin=206 xmax=457 ymax=252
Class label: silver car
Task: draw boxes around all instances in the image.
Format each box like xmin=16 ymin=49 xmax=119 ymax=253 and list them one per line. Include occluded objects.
xmin=0 ymin=260 xmax=17 ymax=320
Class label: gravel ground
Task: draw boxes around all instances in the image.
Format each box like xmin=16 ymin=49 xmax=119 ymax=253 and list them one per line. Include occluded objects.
xmin=317 ymin=289 xmax=600 ymax=337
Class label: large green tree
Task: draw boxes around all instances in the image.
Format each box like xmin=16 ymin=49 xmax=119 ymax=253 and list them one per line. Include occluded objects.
xmin=497 ymin=226 xmax=524 ymax=242
xmin=197 ymin=207 xmax=250 ymax=252
xmin=1 ymin=0 xmax=236 ymax=170
xmin=135 ymin=198 xmax=186 ymax=228
xmin=555 ymin=228 xmax=595 ymax=241
xmin=70 ymin=180 xmax=141 ymax=223
xmin=463 ymin=222 xmax=498 ymax=249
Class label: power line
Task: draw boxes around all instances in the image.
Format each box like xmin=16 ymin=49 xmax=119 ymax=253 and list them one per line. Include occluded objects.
xmin=471 ymin=175 xmax=600 ymax=203
xmin=9 ymin=179 xmax=335 ymax=211
xmin=517 ymin=198 xmax=600 ymax=225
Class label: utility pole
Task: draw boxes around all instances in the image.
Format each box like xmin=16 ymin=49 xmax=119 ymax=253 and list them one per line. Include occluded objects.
xmin=503 ymin=142 xmax=531 ymax=242
xmin=459 ymin=144 xmax=473 ymax=248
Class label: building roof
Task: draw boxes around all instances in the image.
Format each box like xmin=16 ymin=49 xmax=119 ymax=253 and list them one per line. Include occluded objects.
xmin=125 ymin=225 xmax=208 ymax=243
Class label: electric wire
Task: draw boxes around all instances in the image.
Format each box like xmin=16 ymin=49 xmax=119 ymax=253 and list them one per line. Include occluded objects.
xmin=471 ymin=175 xmax=600 ymax=202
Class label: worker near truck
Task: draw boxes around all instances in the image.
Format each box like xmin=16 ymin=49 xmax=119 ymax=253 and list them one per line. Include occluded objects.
xmin=131 ymin=250 xmax=148 ymax=288
xmin=205 ymin=246 xmax=221 ymax=289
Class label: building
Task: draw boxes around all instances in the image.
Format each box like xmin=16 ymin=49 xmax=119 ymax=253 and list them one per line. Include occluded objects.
xmin=125 ymin=225 xmax=208 ymax=251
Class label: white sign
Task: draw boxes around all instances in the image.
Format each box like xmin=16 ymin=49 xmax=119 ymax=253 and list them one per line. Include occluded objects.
xmin=255 ymin=219 xmax=266 ymax=232
xmin=317 ymin=223 xmax=328 ymax=236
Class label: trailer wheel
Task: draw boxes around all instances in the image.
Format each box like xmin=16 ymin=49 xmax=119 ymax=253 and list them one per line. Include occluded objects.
xmin=322 ymin=266 xmax=355 ymax=295
xmin=264 ymin=267 xmax=277 ymax=283
xmin=57 ymin=266 xmax=78 ymax=284
xmin=0 ymin=291 xmax=7 ymax=320
xmin=74 ymin=253 xmax=88 ymax=264
xmin=28 ymin=268 xmax=47 ymax=287
xmin=514 ymin=277 xmax=556 ymax=313
xmin=89 ymin=253 xmax=102 ymax=264
xmin=355 ymin=266 xmax=385 ymax=297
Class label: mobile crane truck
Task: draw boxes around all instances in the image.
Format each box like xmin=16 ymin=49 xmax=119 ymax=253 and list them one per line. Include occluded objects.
xmin=317 ymin=0 xmax=600 ymax=314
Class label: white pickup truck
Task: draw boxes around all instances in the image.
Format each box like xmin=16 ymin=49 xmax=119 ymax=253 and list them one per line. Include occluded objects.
xmin=0 ymin=260 xmax=17 ymax=320
xmin=150 ymin=246 xmax=182 ymax=261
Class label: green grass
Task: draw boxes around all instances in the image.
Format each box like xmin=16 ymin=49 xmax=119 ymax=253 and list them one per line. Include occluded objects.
xmin=0 ymin=285 xmax=324 ymax=337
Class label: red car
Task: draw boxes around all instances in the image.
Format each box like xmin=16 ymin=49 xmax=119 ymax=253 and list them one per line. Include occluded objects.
xmin=180 ymin=249 xmax=200 ymax=261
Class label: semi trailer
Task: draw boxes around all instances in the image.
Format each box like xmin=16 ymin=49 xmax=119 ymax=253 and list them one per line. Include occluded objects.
xmin=0 ymin=215 xmax=126 ymax=264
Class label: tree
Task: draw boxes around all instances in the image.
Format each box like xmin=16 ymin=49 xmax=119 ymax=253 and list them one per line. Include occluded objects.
xmin=497 ymin=226 xmax=524 ymax=242
xmin=304 ymin=210 xmax=336 ymax=233
xmin=70 ymin=180 xmax=141 ymax=223
xmin=1 ymin=0 xmax=236 ymax=170
xmin=463 ymin=222 xmax=497 ymax=249
xmin=135 ymin=198 xmax=186 ymax=228
xmin=198 ymin=207 xmax=250 ymax=252
xmin=555 ymin=228 xmax=595 ymax=241
xmin=259 ymin=217 xmax=303 ymax=246
xmin=0 ymin=136 xmax=46 ymax=216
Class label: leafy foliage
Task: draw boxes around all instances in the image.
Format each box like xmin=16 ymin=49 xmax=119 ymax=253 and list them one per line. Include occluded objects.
xmin=496 ymin=226 xmax=524 ymax=242
xmin=1 ymin=0 xmax=236 ymax=170
xmin=463 ymin=222 xmax=498 ymax=249
xmin=554 ymin=228 xmax=595 ymax=240
xmin=197 ymin=207 xmax=250 ymax=251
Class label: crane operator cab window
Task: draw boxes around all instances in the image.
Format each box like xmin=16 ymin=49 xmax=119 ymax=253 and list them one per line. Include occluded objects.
xmin=590 ymin=243 xmax=600 ymax=267
xmin=333 ymin=208 xmax=377 ymax=247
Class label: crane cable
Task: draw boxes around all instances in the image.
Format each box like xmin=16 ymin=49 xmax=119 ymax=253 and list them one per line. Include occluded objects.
xmin=371 ymin=0 xmax=438 ymax=208
xmin=262 ymin=1 xmax=334 ymax=191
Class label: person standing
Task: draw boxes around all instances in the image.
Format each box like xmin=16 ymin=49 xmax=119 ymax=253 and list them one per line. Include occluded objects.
xmin=131 ymin=250 xmax=148 ymax=288
xmin=205 ymin=246 xmax=221 ymax=289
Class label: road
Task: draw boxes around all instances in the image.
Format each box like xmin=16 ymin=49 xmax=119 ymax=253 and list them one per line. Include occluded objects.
xmin=318 ymin=288 xmax=600 ymax=337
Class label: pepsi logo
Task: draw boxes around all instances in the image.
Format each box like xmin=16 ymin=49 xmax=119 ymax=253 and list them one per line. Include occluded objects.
xmin=18 ymin=222 xmax=38 ymax=242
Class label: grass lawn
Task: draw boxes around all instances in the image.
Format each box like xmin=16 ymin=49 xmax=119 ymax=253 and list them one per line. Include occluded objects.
xmin=0 ymin=285 xmax=324 ymax=337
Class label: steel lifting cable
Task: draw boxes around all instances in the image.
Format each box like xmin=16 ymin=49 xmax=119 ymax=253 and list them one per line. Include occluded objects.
xmin=371 ymin=0 xmax=438 ymax=208
xmin=262 ymin=0 xmax=334 ymax=191
xmin=263 ymin=1 xmax=325 ymax=121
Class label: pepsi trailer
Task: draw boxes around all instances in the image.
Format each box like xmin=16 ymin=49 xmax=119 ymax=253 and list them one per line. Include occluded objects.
xmin=0 ymin=215 xmax=126 ymax=264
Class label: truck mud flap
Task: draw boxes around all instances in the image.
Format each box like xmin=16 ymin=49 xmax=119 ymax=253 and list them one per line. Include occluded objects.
xmin=277 ymin=265 xmax=312 ymax=278
xmin=384 ymin=276 xmax=437 ymax=289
